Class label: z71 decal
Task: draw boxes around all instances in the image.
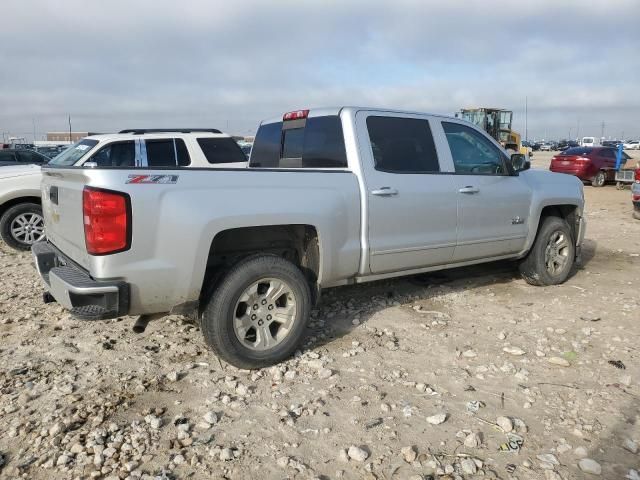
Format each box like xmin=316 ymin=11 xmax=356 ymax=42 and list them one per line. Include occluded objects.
xmin=126 ymin=174 xmax=179 ymax=184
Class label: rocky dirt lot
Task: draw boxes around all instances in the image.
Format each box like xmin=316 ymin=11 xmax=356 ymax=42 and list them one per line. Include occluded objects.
xmin=1 ymin=158 xmax=639 ymax=480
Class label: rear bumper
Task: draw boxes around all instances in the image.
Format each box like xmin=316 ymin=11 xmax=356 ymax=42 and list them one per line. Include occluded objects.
xmin=32 ymin=241 xmax=129 ymax=320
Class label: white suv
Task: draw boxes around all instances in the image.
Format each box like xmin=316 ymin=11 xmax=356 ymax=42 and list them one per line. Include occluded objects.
xmin=0 ymin=129 xmax=246 ymax=250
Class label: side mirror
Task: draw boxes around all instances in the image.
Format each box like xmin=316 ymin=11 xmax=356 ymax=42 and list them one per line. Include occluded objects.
xmin=510 ymin=153 xmax=530 ymax=173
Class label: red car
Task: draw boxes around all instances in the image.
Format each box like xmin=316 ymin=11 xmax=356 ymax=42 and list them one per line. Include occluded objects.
xmin=550 ymin=146 xmax=632 ymax=187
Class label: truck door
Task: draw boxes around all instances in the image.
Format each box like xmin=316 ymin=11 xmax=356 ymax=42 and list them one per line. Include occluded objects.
xmin=437 ymin=120 xmax=532 ymax=262
xmin=355 ymin=112 xmax=458 ymax=274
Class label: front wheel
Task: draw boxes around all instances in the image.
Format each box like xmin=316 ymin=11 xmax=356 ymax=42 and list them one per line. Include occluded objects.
xmin=201 ymin=255 xmax=311 ymax=369
xmin=591 ymin=170 xmax=606 ymax=187
xmin=519 ymin=216 xmax=575 ymax=286
xmin=0 ymin=203 xmax=45 ymax=251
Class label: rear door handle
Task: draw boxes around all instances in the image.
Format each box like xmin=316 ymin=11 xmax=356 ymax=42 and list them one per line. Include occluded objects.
xmin=371 ymin=187 xmax=398 ymax=196
xmin=458 ymin=186 xmax=480 ymax=194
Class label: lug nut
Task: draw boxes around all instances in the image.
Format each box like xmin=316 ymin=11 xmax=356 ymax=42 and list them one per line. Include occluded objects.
xmin=268 ymin=304 xmax=274 ymax=310
xmin=267 ymin=315 xmax=272 ymax=321
xmin=251 ymin=314 xmax=257 ymax=320
xmin=258 ymin=319 xmax=264 ymax=326
xmin=253 ymin=304 xmax=258 ymax=310
xmin=261 ymin=299 xmax=267 ymax=305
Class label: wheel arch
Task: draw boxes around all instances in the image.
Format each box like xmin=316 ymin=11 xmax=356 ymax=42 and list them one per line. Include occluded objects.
xmin=0 ymin=196 xmax=42 ymax=218
xmin=198 ymin=224 xmax=322 ymax=312
xmin=524 ymin=203 xmax=580 ymax=255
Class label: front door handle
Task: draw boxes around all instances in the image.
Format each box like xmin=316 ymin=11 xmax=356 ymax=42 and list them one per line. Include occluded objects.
xmin=371 ymin=187 xmax=399 ymax=196
xmin=458 ymin=186 xmax=480 ymax=194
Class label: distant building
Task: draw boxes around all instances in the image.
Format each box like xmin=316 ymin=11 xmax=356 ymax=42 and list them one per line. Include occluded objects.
xmin=47 ymin=131 xmax=100 ymax=142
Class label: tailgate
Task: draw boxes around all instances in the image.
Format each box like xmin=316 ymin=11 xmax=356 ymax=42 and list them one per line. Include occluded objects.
xmin=41 ymin=168 xmax=91 ymax=269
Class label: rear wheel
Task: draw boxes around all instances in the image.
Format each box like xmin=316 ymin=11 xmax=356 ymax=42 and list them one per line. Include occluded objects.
xmin=201 ymin=255 xmax=311 ymax=369
xmin=519 ymin=216 xmax=575 ymax=286
xmin=0 ymin=203 xmax=45 ymax=251
xmin=591 ymin=170 xmax=606 ymax=187
xmin=633 ymin=210 xmax=640 ymax=220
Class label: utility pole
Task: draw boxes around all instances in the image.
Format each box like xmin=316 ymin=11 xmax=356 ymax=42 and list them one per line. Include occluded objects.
xmin=569 ymin=127 xmax=572 ymax=140
xmin=68 ymin=115 xmax=72 ymax=144
xmin=576 ymin=119 xmax=580 ymax=140
xmin=600 ymin=121 xmax=605 ymax=140
xmin=32 ymin=118 xmax=37 ymax=146
xmin=524 ymin=96 xmax=528 ymax=142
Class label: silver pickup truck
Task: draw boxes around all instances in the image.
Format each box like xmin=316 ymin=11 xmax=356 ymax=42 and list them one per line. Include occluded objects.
xmin=34 ymin=107 xmax=585 ymax=369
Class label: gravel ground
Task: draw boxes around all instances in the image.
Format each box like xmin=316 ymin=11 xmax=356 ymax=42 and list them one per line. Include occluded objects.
xmin=1 ymin=155 xmax=639 ymax=479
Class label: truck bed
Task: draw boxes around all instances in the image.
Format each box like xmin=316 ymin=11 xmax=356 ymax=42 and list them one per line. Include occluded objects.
xmin=40 ymin=166 xmax=362 ymax=315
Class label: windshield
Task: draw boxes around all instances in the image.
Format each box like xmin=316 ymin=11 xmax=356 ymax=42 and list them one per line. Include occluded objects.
xmin=48 ymin=139 xmax=99 ymax=166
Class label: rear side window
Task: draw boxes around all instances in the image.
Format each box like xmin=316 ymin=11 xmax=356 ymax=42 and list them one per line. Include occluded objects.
xmin=92 ymin=141 xmax=136 ymax=167
xmin=146 ymin=139 xmax=190 ymax=167
xmin=197 ymin=137 xmax=247 ymax=164
xmin=250 ymin=115 xmax=348 ymax=169
xmin=366 ymin=116 xmax=440 ymax=173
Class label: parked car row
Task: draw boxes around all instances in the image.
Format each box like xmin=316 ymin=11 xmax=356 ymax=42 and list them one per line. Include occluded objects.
xmin=532 ymin=140 xmax=580 ymax=152
xmin=531 ymin=139 xmax=640 ymax=152
xmin=21 ymin=107 xmax=586 ymax=369
xmin=0 ymin=149 xmax=50 ymax=167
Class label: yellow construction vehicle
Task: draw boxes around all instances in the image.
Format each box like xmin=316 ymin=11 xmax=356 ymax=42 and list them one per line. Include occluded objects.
xmin=455 ymin=107 xmax=531 ymax=157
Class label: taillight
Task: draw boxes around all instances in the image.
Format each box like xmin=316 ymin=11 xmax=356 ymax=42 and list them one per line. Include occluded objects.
xmin=635 ymin=169 xmax=640 ymax=182
xmin=575 ymin=157 xmax=590 ymax=164
xmin=283 ymin=109 xmax=309 ymax=121
xmin=83 ymin=187 xmax=130 ymax=255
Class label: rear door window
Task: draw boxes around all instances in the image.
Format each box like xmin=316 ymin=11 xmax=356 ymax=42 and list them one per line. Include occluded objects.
xmin=366 ymin=116 xmax=440 ymax=173
xmin=92 ymin=141 xmax=136 ymax=167
xmin=197 ymin=137 xmax=247 ymax=164
xmin=145 ymin=139 xmax=190 ymax=167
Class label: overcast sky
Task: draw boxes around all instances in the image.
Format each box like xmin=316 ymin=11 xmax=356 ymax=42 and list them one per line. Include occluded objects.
xmin=1 ymin=0 xmax=638 ymax=141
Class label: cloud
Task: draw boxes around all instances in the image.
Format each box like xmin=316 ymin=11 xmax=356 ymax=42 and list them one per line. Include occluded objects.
xmin=1 ymin=0 xmax=638 ymax=140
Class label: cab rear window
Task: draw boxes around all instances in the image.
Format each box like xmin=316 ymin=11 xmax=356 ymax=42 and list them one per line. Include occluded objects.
xmin=251 ymin=115 xmax=347 ymax=169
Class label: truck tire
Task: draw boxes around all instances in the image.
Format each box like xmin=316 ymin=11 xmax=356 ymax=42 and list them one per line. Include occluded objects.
xmin=633 ymin=210 xmax=640 ymax=220
xmin=0 ymin=203 xmax=45 ymax=251
xmin=591 ymin=170 xmax=606 ymax=187
xmin=201 ymin=255 xmax=311 ymax=369
xmin=518 ymin=216 xmax=575 ymax=286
